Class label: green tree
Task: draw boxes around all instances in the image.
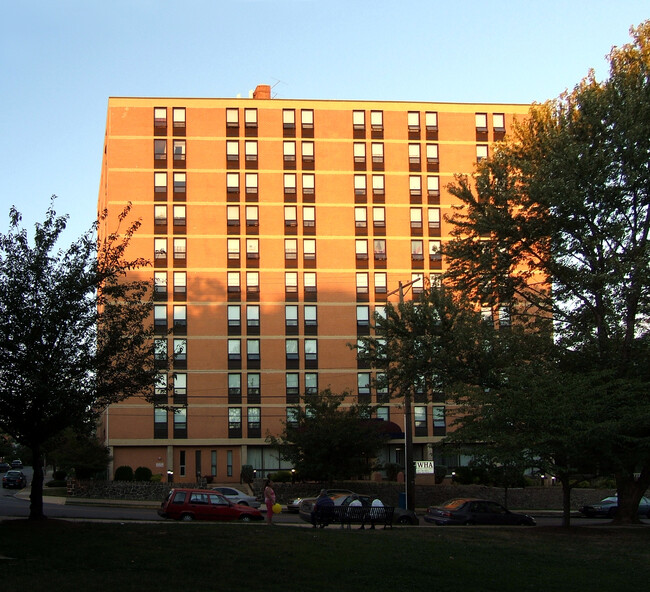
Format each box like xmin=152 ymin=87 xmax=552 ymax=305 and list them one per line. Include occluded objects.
xmin=0 ymin=199 xmax=165 ymax=519
xmin=444 ymin=22 xmax=650 ymax=523
xmin=267 ymin=389 xmax=387 ymax=482
xmin=46 ymin=428 xmax=112 ymax=480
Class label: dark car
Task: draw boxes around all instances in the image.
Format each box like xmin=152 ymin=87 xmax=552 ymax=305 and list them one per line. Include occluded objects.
xmin=579 ymin=496 xmax=650 ymax=518
xmin=298 ymin=493 xmax=419 ymax=525
xmin=158 ymin=488 xmax=264 ymax=522
xmin=287 ymin=488 xmax=354 ymax=513
xmin=424 ymin=498 xmax=536 ymax=526
xmin=11 ymin=459 xmax=23 ymax=469
xmin=0 ymin=462 xmax=10 ymax=473
xmin=2 ymin=470 xmax=27 ymax=489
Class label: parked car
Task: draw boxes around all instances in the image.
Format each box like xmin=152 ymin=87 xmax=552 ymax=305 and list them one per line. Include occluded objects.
xmin=2 ymin=470 xmax=27 ymax=489
xmin=424 ymin=498 xmax=536 ymax=526
xmin=579 ymin=496 xmax=650 ymax=518
xmin=211 ymin=486 xmax=261 ymax=508
xmin=298 ymin=493 xmax=419 ymax=525
xmin=287 ymin=488 xmax=354 ymax=513
xmin=158 ymin=488 xmax=264 ymax=522
xmin=0 ymin=462 xmax=11 ymax=473
xmin=11 ymin=459 xmax=23 ymax=469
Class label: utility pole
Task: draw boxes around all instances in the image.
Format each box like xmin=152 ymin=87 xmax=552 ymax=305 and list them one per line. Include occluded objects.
xmin=387 ymin=279 xmax=418 ymax=512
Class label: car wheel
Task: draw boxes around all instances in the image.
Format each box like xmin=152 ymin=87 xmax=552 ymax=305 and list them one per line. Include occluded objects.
xmin=180 ymin=514 xmax=194 ymax=522
xmin=397 ymin=515 xmax=411 ymax=525
xmin=239 ymin=514 xmax=252 ymax=522
xmin=465 ymin=520 xmax=475 ymax=526
xmin=239 ymin=501 xmax=249 ymax=506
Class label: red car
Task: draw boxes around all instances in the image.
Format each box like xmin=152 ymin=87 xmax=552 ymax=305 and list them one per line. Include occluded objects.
xmin=158 ymin=488 xmax=264 ymax=522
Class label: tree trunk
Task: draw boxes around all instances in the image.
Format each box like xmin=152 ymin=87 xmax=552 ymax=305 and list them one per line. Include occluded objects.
xmin=29 ymin=447 xmax=46 ymax=520
xmin=560 ymin=476 xmax=572 ymax=527
xmin=612 ymin=467 xmax=650 ymax=524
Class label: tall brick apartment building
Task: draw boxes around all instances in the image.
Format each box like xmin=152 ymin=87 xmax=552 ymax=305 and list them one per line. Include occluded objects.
xmin=97 ymin=84 xmax=529 ymax=483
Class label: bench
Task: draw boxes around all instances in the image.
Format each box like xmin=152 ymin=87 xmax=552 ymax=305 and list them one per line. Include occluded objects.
xmin=314 ymin=505 xmax=394 ymax=529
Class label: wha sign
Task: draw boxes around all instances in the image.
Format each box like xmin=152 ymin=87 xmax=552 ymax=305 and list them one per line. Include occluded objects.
xmin=415 ymin=461 xmax=435 ymax=474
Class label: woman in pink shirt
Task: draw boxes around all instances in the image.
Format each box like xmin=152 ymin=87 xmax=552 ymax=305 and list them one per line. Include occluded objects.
xmin=263 ymin=478 xmax=276 ymax=525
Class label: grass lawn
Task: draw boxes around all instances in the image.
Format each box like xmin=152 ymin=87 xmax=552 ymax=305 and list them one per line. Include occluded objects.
xmin=0 ymin=520 xmax=648 ymax=591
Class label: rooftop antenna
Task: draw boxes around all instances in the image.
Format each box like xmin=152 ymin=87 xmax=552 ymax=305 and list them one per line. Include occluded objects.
xmin=271 ymin=78 xmax=286 ymax=99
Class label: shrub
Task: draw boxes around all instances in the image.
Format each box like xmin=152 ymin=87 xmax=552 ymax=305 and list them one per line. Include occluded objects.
xmin=46 ymin=480 xmax=67 ymax=488
xmin=114 ymin=466 xmax=134 ymax=481
xmin=240 ymin=465 xmax=254 ymax=485
xmin=269 ymin=470 xmax=292 ymax=483
xmin=134 ymin=466 xmax=152 ymax=482
xmin=435 ymin=464 xmax=448 ymax=484
xmin=384 ymin=462 xmax=402 ymax=482
xmin=151 ymin=474 xmax=163 ymax=483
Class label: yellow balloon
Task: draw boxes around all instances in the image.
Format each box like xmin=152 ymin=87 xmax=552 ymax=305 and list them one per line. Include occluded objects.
xmin=272 ymin=503 xmax=282 ymax=514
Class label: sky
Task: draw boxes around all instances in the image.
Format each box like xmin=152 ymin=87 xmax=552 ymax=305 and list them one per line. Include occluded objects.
xmin=1 ymin=0 xmax=648 ymax=243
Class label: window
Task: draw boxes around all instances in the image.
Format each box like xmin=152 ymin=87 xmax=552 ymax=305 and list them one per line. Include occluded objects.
xmin=173 ymin=338 xmax=187 ymax=366
xmin=226 ymin=140 xmax=239 ymax=161
xmin=358 ymin=373 xmax=371 ymax=399
xmin=154 ymin=107 xmax=167 ymax=128
xmin=429 ymin=240 xmax=442 ymax=261
xmin=356 ymin=305 xmax=370 ymax=330
xmin=410 ymin=208 xmax=423 ymax=229
xmin=409 ymin=176 xmax=422 ymax=197
xmin=154 ymin=373 xmax=167 ymax=400
xmin=374 ymin=272 xmax=387 ymax=293
xmin=475 ymin=112 xmax=488 ymax=132
xmin=154 ymin=205 xmax=167 ymax=226
xmin=302 ymin=141 xmax=314 ymax=163
xmin=226 ymin=108 xmax=239 ymax=128
xmin=411 ymin=273 xmax=424 ymax=294
xmin=376 ymin=406 xmax=389 ymax=422
xmin=246 ymin=271 xmax=259 ymax=293
xmin=493 ymin=113 xmax=505 ymax=132
xmin=227 ymin=271 xmax=240 ymax=293
xmin=154 ymin=339 xmax=167 ymax=367
xmin=173 ymin=140 xmax=186 ymax=161
xmin=355 ymin=207 xmax=367 ymax=228
xmin=247 ymin=305 xmax=260 ymax=329
xmin=284 ymin=205 xmax=297 ymax=227
xmin=282 ymin=109 xmax=295 ymax=129
xmin=154 ymin=172 xmax=167 ymax=193
xmin=304 ymin=305 xmax=317 ymax=327
xmin=227 ymin=238 xmax=240 ymax=260
xmin=370 ymin=110 xmax=383 ymax=131
xmin=305 ymin=372 xmax=318 ymax=395
xmin=355 ymin=239 xmax=368 ymax=260
xmin=247 ymin=407 xmax=261 ymax=436
xmin=303 ymin=206 xmax=315 ymax=228
xmin=154 ymin=238 xmax=167 ymax=261
xmin=245 ymin=173 xmax=258 ymax=194
xmin=427 ymin=175 xmax=440 ymax=198
xmin=425 ymin=111 xmax=438 ymax=132
xmin=228 ymin=339 xmax=241 ymax=361
xmin=154 ymin=272 xmax=167 ymax=298
xmin=415 ymin=406 xmax=428 ymax=435
xmin=476 ymin=145 xmax=488 ymax=161
xmin=426 ymin=144 xmax=439 ymax=165
xmin=226 ymin=172 xmax=239 ymax=193
xmin=285 ymin=305 xmax=298 ymax=328
xmin=372 ymin=206 xmax=385 ymax=228
xmin=372 ymin=175 xmax=385 ymax=196
xmin=303 ymin=239 xmax=316 ymax=260
xmin=172 ymin=108 xmax=185 ymax=129
xmin=245 ymin=140 xmax=258 ymax=162
xmin=244 ymin=108 xmax=257 ymax=128
xmin=433 ymin=406 xmax=446 ymax=435
xmin=408 ymin=143 xmax=421 ymax=165
xmin=174 ymin=373 xmax=187 ymax=403
xmin=354 ymin=175 xmax=367 ymax=196
xmin=286 ymin=373 xmax=299 ymax=401
xmin=286 ymin=407 xmax=299 ymax=428
xmin=173 ymin=305 xmax=187 ymax=332
xmin=173 ymin=238 xmax=186 ymax=260
xmin=246 ymin=239 xmax=259 ymax=260
xmin=304 ymin=272 xmax=317 ymax=294
xmin=284 ymin=238 xmax=298 ymax=260
xmin=285 ymin=272 xmax=298 ymax=293
xmin=247 ymin=373 xmax=261 ymax=401
xmin=283 ymin=141 xmax=296 ymax=163
xmin=247 ymin=339 xmax=260 ymax=362
xmin=284 ymin=173 xmax=297 ymax=195
xmin=373 ymin=239 xmax=386 ymax=260
xmin=302 ymin=173 xmax=315 ymax=196
xmin=228 ymin=408 xmax=242 ymax=437
xmin=227 ymin=305 xmax=241 ymax=329
xmin=229 ymin=372 xmax=242 ymax=399
xmin=428 ymin=208 xmax=441 ymax=230
xmin=430 ymin=273 xmax=442 ymax=289
xmin=304 ymin=339 xmax=318 ymax=362
xmin=354 ymin=142 xmax=366 ymax=164
xmin=245 ymin=205 xmax=258 ymax=227
xmin=356 ymin=272 xmax=369 ymax=294
xmin=352 ymin=110 xmax=365 ymax=130
xmin=285 ymin=339 xmax=299 ymax=361
xmin=301 ymin=109 xmax=314 ymax=130
xmin=371 ymin=143 xmax=384 ymax=164
xmin=154 ymin=139 xmax=166 ymax=160
xmin=411 ymin=240 xmax=424 ymax=260
xmin=173 ymin=272 xmax=186 ymax=296
xmin=174 ymin=408 xmax=187 ymax=439
xmin=173 ymin=205 xmax=186 ymax=226
xmin=154 ymin=306 xmax=167 ymax=332
xmin=407 ymin=111 xmax=420 ymax=131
